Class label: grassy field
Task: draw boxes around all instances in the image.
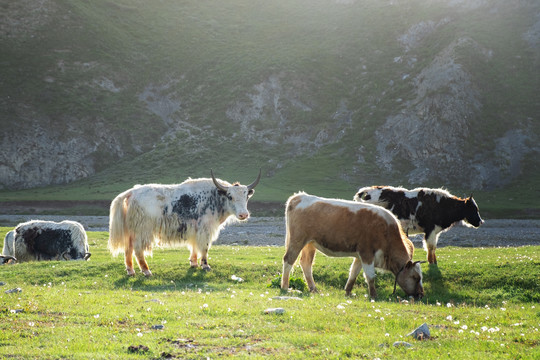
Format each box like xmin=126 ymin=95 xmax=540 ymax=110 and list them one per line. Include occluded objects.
xmin=0 ymin=228 xmax=538 ymax=359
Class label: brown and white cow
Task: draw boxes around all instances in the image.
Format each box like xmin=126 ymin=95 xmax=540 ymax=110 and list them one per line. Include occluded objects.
xmin=281 ymin=192 xmax=424 ymax=299
xmin=108 ymin=170 xmax=261 ymax=276
xmin=2 ymin=221 xmax=91 ymax=262
xmin=354 ymin=186 xmax=484 ymax=264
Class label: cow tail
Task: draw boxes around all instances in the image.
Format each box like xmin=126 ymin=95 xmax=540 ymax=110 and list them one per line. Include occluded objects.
xmin=108 ymin=191 xmax=130 ymax=256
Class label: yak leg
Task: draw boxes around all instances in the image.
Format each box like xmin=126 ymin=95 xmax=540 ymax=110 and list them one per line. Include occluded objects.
xmin=281 ymin=241 xmax=304 ymax=291
xmin=344 ymin=257 xmax=363 ymax=296
xmin=200 ymin=246 xmax=211 ymax=271
xmin=135 ymin=248 xmax=152 ymax=277
xmin=361 ymin=261 xmax=377 ymax=299
xmin=125 ymin=235 xmax=136 ymax=276
xmin=189 ymin=250 xmax=198 ymax=268
xmin=299 ymin=243 xmax=317 ymax=292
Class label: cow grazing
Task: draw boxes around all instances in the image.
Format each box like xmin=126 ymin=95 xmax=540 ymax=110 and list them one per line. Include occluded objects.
xmin=354 ymin=186 xmax=484 ymax=264
xmin=2 ymin=221 xmax=91 ymax=262
xmin=281 ymin=192 xmax=424 ymax=299
xmin=108 ymin=169 xmax=261 ymax=276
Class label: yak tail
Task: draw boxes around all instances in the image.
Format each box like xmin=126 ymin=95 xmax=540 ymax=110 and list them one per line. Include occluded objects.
xmin=108 ymin=190 xmax=131 ymax=256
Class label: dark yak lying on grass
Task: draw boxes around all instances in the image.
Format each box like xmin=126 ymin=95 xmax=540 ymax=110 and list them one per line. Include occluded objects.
xmin=2 ymin=220 xmax=91 ymax=262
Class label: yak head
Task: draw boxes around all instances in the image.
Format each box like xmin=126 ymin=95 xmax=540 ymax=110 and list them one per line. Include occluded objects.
xmin=211 ymin=169 xmax=261 ymax=221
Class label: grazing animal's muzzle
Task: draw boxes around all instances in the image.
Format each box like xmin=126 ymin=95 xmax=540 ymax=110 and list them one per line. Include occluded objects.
xmin=415 ymin=285 xmax=425 ymax=300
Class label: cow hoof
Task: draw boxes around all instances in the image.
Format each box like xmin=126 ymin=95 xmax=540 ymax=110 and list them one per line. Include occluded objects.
xmin=142 ymin=270 xmax=153 ymax=277
xmin=201 ymin=265 xmax=211 ymax=271
xmin=126 ymin=268 xmax=136 ymax=276
xmin=190 ymin=263 xmax=198 ymax=268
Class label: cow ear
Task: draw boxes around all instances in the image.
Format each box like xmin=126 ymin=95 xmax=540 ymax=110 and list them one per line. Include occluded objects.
xmin=405 ymin=260 xmax=414 ymax=269
xmin=248 ymin=189 xmax=255 ymax=197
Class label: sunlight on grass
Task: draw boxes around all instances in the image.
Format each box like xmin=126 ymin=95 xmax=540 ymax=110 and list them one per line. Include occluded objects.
xmin=0 ymin=229 xmax=538 ymax=358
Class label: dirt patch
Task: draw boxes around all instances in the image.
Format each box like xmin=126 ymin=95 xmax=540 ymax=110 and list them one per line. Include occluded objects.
xmin=0 ymin=201 xmax=538 ymax=248
xmin=1 ymin=214 xmax=538 ymax=248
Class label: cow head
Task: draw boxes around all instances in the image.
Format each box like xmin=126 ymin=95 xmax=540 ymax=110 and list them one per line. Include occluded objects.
xmin=211 ymin=169 xmax=261 ymax=221
xmin=395 ymin=260 xmax=425 ymax=299
xmin=463 ymin=195 xmax=484 ymax=228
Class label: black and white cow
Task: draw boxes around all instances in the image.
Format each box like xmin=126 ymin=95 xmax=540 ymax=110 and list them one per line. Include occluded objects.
xmin=354 ymin=186 xmax=483 ymax=264
xmin=108 ymin=170 xmax=261 ymax=276
xmin=2 ymin=221 xmax=91 ymax=262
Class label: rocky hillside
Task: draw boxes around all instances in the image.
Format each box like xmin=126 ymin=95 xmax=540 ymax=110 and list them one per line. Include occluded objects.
xmin=1 ymin=0 xmax=539 ymax=197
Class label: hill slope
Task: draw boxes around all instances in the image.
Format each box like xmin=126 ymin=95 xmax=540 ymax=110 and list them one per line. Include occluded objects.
xmin=1 ymin=0 xmax=539 ymax=208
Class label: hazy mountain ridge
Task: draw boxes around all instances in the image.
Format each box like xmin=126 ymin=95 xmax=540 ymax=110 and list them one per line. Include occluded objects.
xmin=1 ymin=0 xmax=538 ymax=195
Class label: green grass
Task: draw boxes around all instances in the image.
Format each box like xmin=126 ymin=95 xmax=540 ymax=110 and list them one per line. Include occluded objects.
xmin=0 ymin=228 xmax=538 ymax=359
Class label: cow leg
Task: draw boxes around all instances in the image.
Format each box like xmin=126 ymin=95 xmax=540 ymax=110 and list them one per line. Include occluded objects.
xmin=425 ymin=231 xmax=440 ymax=265
xmin=134 ymin=249 xmax=152 ymax=277
xmin=344 ymin=257 xmax=362 ymax=296
xmin=299 ymin=243 xmax=317 ymax=292
xmin=281 ymin=244 xmax=303 ymax=291
xmin=361 ymin=261 xmax=377 ymax=299
xmin=125 ymin=235 xmax=136 ymax=276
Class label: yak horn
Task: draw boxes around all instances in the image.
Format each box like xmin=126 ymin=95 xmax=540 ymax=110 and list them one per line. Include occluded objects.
xmin=84 ymin=252 xmax=92 ymax=261
xmin=210 ymin=169 xmax=229 ymax=192
xmin=247 ymin=168 xmax=262 ymax=191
